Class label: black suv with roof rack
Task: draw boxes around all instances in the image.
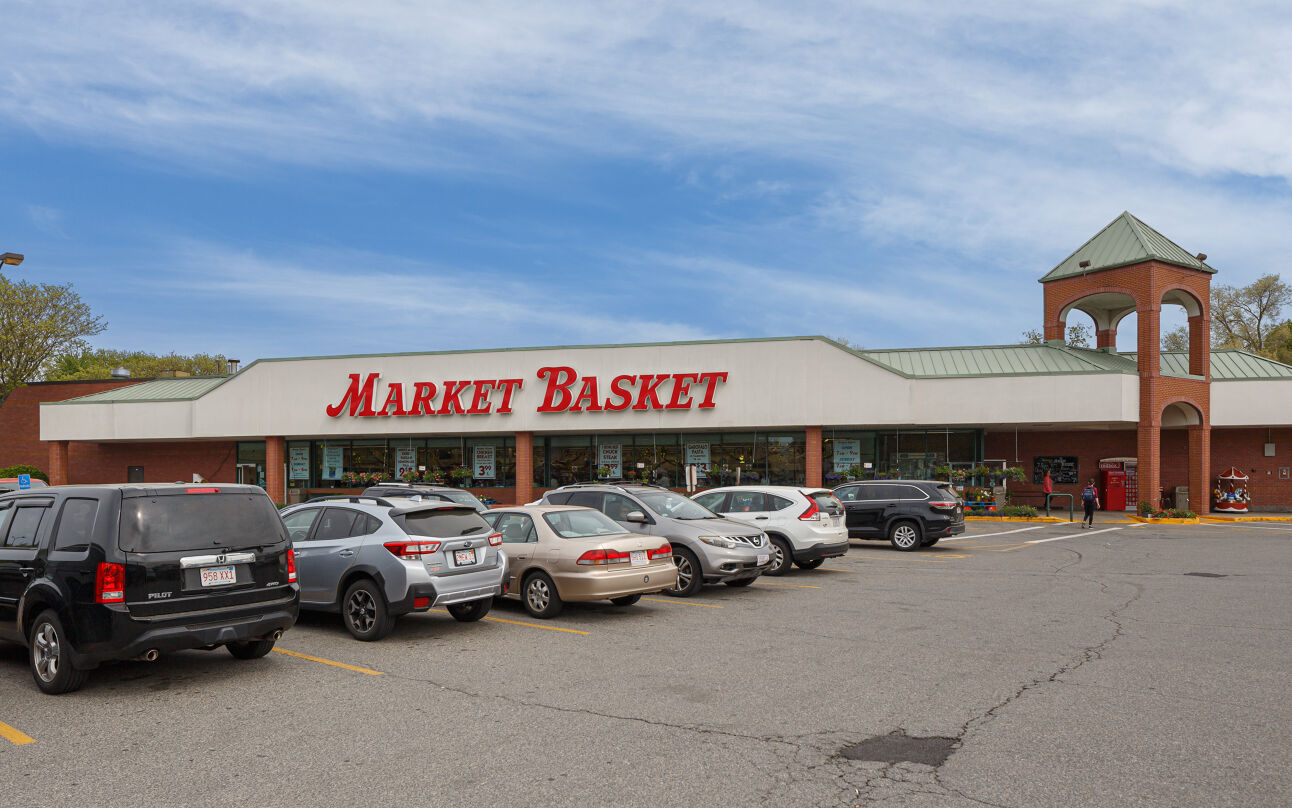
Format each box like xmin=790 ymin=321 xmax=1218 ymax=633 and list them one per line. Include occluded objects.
xmin=831 ymin=480 xmax=965 ymax=550
xmin=0 ymin=484 xmax=299 ymax=694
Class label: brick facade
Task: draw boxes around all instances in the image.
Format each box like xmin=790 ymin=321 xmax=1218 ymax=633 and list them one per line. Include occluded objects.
xmin=0 ymin=380 xmax=142 ymax=472
xmin=805 ymin=426 xmax=823 ymax=488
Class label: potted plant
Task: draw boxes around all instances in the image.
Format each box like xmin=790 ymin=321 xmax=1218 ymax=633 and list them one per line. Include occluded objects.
xmin=449 ymin=466 xmax=472 ymax=487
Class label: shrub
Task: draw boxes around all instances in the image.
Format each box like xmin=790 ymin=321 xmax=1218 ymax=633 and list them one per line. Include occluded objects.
xmin=1150 ymin=508 xmax=1197 ymax=519
xmin=1138 ymin=500 xmax=1154 ymax=517
xmin=0 ymin=464 xmax=49 ymax=483
xmin=1000 ymin=505 xmax=1038 ymax=518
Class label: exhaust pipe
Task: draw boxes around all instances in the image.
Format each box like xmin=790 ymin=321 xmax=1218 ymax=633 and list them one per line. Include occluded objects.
xmin=269 ymin=629 xmax=283 ymax=642
xmin=138 ymin=649 xmax=160 ymax=662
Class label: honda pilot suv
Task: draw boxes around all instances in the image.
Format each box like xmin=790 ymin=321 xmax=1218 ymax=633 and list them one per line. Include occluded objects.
xmin=541 ymin=484 xmax=771 ymax=596
xmin=0 ymin=484 xmax=299 ymax=694
xmin=280 ymin=496 xmax=507 ymax=640
xmin=832 ymin=480 xmax=965 ymax=550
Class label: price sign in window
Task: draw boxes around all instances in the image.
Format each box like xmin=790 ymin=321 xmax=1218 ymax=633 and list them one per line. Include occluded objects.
xmin=473 ymin=445 xmax=496 ymax=479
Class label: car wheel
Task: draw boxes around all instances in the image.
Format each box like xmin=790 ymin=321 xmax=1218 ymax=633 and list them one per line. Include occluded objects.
xmin=888 ymin=520 xmax=923 ymax=551
xmin=920 ymin=537 xmax=940 ymax=548
xmin=795 ymin=558 xmax=825 ymax=570
xmin=447 ymin=598 xmax=492 ymax=622
xmin=609 ymin=594 xmax=641 ymax=606
xmin=766 ymin=536 xmax=793 ymax=577
xmin=29 ymin=610 xmax=89 ymax=695
xmin=724 ymin=577 xmax=756 ymax=587
xmin=343 ymin=579 xmax=394 ymax=641
xmin=522 ymin=572 xmax=563 ymax=618
xmin=227 ymin=639 xmax=276 ymax=659
xmin=665 ymin=547 xmax=703 ymax=598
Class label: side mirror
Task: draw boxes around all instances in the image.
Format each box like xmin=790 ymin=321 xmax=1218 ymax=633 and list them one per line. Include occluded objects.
xmin=625 ymin=510 xmax=648 ymax=524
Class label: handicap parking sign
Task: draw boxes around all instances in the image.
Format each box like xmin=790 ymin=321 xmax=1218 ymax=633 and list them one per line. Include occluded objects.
xmin=18 ymin=474 xmax=31 ymax=490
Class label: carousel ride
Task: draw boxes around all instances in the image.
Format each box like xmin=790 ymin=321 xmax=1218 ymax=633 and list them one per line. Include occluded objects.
xmin=1212 ymin=467 xmax=1250 ymax=513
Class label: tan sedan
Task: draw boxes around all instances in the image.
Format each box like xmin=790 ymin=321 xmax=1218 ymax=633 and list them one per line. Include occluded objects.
xmin=483 ymin=506 xmax=678 ymax=618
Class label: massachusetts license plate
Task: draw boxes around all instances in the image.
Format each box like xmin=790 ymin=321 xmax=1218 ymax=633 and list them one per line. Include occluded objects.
xmin=454 ymin=548 xmax=477 ymax=566
xmin=630 ymin=550 xmax=648 ymax=566
xmin=757 ymin=553 xmax=770 ymax=565
xmin=199 ymin=565 xmax=236 ymax=587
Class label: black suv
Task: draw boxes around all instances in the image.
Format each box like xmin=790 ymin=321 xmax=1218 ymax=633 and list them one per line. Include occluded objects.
xmin=832 ymin=480 xmax=964 ymax=551
xmin=0 ymin=484 xmax=299 ymax=694
xmin=361 ymin=483 xmax=489 ymax=513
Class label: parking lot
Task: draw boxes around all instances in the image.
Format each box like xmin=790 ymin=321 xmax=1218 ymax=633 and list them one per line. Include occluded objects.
xmin=2 ymin=518 xmax=1289 ymax=807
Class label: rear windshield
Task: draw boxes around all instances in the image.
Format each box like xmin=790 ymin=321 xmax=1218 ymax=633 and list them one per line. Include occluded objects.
xmin=543 ymin=510 xmax=626 ymax=538
xmin=810 ymin=491 xmax=843 ymax=513
xmin=119 ymin=492 xmax=287 ymax=553
xmin=935 ymin=484 xmax=961 ymax=501
xmin=397 ymin=508 xmax=491 ymax=537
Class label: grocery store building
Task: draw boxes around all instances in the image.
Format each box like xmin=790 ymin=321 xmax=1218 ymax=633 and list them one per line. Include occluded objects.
xmin=10 ymin=213 xmax=1292 ymax=512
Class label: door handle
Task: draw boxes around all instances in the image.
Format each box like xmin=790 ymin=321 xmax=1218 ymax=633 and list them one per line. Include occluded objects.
xmin=19 ymin=567 xmax=36 ymax=576
xmin=338 ymin=550 xmax=355 ymax=557
xmin=754 ymin=516 xmax=768 ymax=520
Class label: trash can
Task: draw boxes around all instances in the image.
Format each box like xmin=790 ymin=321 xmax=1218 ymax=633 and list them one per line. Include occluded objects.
xmin=1173 ymin=486 xmax=1189 ymax=510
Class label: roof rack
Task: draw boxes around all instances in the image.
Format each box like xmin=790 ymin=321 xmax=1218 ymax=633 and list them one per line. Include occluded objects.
xmin=303 ymin=495 xmax=398 ymax=507
xmin=556 ymin=481 xmax=670 ymax=491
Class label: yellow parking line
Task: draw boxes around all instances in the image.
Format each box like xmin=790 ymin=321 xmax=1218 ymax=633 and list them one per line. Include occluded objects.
xmin=858 ymin=555 xmax=954 ymax=563
xmin=816 ymin=567 xmax=852 ymax=573
xmin=753 ymin=581 xmax=822 ymax=589
xmin=641 ymin=597 xmax=723 ymax=608
xmin=272 ymin=648 xmax=383 ymax=676
xmin=429 ymin=608 xmax=590 ymax=635
xmin=0 ymin=720 xmax=35 ymax=746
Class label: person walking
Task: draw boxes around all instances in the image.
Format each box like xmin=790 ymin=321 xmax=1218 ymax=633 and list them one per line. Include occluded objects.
xmin=1080 ymin=478 xmax=1100 ymax=528
xmin=1042 ymin=470 xmax=1054 ymax=516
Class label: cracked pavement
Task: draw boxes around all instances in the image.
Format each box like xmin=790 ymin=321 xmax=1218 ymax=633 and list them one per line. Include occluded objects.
xmin=1 ymin=520 xmax=1288 ymax=807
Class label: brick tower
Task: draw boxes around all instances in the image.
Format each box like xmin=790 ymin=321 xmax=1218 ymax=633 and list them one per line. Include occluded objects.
xmin=1040 ymin=212 xmax=1213 ymax=514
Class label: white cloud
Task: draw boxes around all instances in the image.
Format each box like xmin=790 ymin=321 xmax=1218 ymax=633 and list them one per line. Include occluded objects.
xmin=26 ymin=205 xmax=66 ymax=238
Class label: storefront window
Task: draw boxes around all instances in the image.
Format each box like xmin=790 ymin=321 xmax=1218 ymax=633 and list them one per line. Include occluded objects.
xmin=236 ymin=441 xmax=266 ymax=489
xmin=824 ymin=429 xmax=981 ymax=482
xmin=547 ymin=435 xmax=592 ymax=488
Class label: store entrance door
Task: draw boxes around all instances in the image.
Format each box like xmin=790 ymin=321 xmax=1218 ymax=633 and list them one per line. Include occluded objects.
xmin=237 ymin=463 xmax=263 ymax=488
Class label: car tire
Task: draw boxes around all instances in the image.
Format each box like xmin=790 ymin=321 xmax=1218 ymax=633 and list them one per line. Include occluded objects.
xmin=227 ymin=639 xmax=276 ymax=659
xmin=447 ymin=598 xmax=492 ymax=622
xmin=795 ymin=558 xmax=825 ymax=570
xmin=888 ymin=520 xmax=923 ymax=551
xmin=766 ymin=536 xmax=793 ymax=576
xmin=609 ymin=594 xmax=641 ymax=606
xmin=665 ymin=547 xmax=703 ymax=598
xmin=724 ymin=577 xmax=756 ymax=587
xmin=921 ymin=537 xmax=940 ymax=548
xmin=342 ymin=579 xmax=395 ymax=641
xmin=28 ymin=610 xmax=89 ymax=695
xmin=522 ymin=572 xmax=563 ymax=618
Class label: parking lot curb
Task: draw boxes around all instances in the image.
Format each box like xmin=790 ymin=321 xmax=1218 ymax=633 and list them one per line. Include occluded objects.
xmin=964 ymin=516 xmax=1068 ymax=523
xmin=1200 ymin=515 xmax=1292 ymax=522
xmin=1127 ymin=516 xmax=1202 ymax=525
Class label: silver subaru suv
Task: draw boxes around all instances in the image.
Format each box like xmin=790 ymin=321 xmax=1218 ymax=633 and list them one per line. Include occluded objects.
xmin=540 ymin=484 xmax=771 ymax=596
xmin=280 ymin=496 xmax=507 ymax=640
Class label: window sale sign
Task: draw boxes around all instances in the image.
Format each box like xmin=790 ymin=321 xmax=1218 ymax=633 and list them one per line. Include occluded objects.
xmin=325 ymin=367 xmax=727 ymax=418
xmin=473 ymin=446 xmax=496 ymax=479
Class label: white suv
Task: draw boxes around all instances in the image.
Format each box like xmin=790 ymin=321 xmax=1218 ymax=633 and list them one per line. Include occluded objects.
xmin=692 ymin=486 xmax=848 ymax=576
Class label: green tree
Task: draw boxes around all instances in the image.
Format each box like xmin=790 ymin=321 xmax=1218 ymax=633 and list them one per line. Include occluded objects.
xmin=0 ymin=275 xmax=107 ymax=396
xmin=1020 ymin=323 xmax=1090 ymax=348
xmin=1161 ymin=325 xmax=1190 ymax=352
xmin=46 ymin=349 xmax=228 ymax=381
xmin=1211 ymin=274 xmax=1291 ymax=356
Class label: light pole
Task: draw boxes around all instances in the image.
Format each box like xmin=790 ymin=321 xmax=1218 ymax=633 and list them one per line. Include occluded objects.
xmin=1 ymin=252 xmax=24 ymax=268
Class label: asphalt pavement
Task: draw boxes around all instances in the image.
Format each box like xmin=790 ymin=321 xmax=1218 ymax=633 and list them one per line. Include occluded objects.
xmin=1 ymin=519 xmax=1289 ymax=807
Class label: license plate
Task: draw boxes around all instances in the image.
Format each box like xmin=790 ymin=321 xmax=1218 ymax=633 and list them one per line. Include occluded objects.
xmin=757 ymin=553 xmax=770 ymax=565
xmin=199 ymin=565 xmax=236 ymax=587
xmin=454 ymin=548 xmax=477 ymax=566
xmin=831 ymin=517 xmax=840 ymax=527
xmin=630 ymin=550 xmax=647 ymax=566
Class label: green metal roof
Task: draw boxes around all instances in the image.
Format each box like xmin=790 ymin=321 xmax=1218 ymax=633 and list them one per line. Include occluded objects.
xmin=857 ymin=345 xmax=1136 ymax=378
xmin=53 ymin=377 xmax=229 ymax=404
xmin=1134 ymin=350 xmax=1292 ymax=380
xmin=1040 ymin=212 xmax=1215 ymax=283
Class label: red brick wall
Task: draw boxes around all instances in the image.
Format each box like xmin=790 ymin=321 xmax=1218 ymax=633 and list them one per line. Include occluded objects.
xmin=67 ymin=441 xmax=239 ymax=485
xmin=986 ymin=427 xmax=1292 ymax=510
xmin=0 ymin=380 xmax=142 ymax=473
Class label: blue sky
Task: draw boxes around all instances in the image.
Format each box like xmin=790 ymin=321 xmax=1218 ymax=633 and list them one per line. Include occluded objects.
xmin=3 ymin=1 xmax=1291 ymax=360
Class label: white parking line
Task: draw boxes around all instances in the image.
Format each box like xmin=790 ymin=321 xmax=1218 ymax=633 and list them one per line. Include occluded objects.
xmin=1026 ymin=526 xmax=1123 ymax=543
xmin=1209 ymin=523 xmax=1292 ymax=532
xmin=942 ymin=524 xmax=1058 ymax=541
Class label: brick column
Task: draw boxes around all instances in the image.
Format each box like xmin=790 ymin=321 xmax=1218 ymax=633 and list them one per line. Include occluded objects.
xmin=514 ymin=431 xmax=533 ymax=507
xmin=1044 ymin=319 xmax=1066 ymax=342
xmin=1188 ymin=314 xmax=1211 ymax=378
xmin=1096 ymin=328 xmax=1116 ymax=349
xmin=805 ymin=426 xmax=823 ymax=488
xmin=1188 ymin=425 xmax=1211 ymax=515
xmin=49 ymin=440 xmax=70 ymax=486
xmin=265 ymin=436 xmax=286 ymax=504
xmin=1136 ymin=418 xmax=1161 ymax=512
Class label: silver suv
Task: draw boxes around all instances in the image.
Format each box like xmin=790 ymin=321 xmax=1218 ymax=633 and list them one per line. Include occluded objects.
xmin=280 ymin=496 xmax=507 ymax=640
xmin=540 ymin=484 xmax=771 ymax=596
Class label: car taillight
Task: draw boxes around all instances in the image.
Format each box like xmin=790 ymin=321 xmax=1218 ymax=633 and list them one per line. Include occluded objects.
xmin=487 ymin=532 xmax=503 ymax=547
xmin=384 ymin=540 xmax=442 ymax=558
xmin=798 ymin=499 xmax=821 ymax=521
xmin=286 ymin=548 xmax=297 ymax=583
xmin=185 ymin=487 xmax=219 ymax=494
xmin=648 ymin=543 xmax=673 ymax=560
xmin=576 ymin=548 xmax=631 ymax=566
xmin=929 ymin=500 xmax=958 ymax=510
xmin=95 ymin=562 xmax=125 ymax=603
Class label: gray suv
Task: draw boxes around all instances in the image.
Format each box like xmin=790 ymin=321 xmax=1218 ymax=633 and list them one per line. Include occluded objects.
xmin=541 ymin=484 xmax=771 ymax=596
xmin=280 ymin=496 xmax=507 ymax=640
